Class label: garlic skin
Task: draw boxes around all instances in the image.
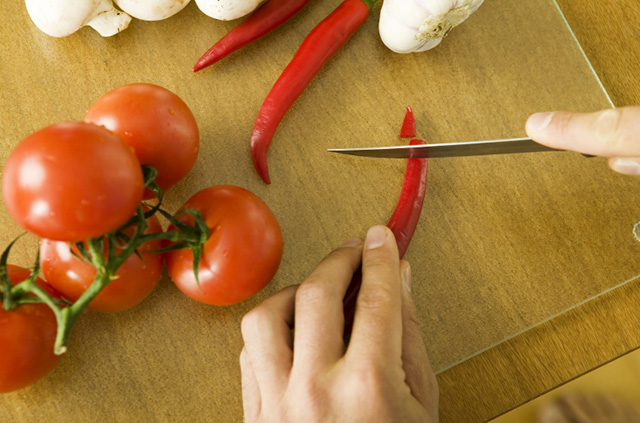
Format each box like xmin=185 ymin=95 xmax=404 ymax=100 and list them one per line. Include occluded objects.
xmin=25 ymin=0 xmax=132 ymax=38
xmin=195 ymin=0 xmax=263 ymax=21
xmin=379 ymin=0 xmax=484 ymax=54
xmin=113 ymin=0 xmax=191 ymax=21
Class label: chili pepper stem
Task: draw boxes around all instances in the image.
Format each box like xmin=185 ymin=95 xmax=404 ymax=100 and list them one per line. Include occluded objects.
xmin=361 ymin=0 xmax=377 ymax=9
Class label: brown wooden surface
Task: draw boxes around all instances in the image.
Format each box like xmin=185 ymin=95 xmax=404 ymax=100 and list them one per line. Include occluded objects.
xmin=0 ymin=0 xmax=639 ymax=422
xmin=438 ymin=0 xmax=640 ymax=421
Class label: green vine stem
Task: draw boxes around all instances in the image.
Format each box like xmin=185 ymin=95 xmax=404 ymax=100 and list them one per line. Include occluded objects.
xmin=0 ymin=167 xmax=210 ymax=356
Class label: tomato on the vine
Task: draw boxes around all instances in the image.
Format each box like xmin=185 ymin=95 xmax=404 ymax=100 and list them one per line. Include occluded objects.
xmin=40 ymin=213 xmax=165 ymax=312
xmin=0 ymin=265 xmax=62 ymax=393
xmin=85 ymin=83 xmax=200 ymax=199
xmin=1 ymin=121 xmax=144 ymax=242
xmin=165 ymin=186 xmax=283 ymax=306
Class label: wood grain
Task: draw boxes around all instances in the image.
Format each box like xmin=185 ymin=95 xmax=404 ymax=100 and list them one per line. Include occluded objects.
xmin=437 ymin=1 xmax=640 ymax=421
xmin=0 ymin=0 xmax=638 ymax=422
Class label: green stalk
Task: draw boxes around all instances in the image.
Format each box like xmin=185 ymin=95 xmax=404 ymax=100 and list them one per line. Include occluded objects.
xmin=0 ymin=237 xmax=22 ymax=311
xmin=1 ymin=168 xmax=211 ymax=356
xmin=361 ymin=0 xmax=377 ymax=10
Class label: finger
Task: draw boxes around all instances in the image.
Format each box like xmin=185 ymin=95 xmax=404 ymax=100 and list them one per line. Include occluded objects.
xmin=556 ymin=394 xmax=596 ymax=423
xmin=525 ymin=107 xmax=640 ymax=157
xmin=240 ymin=285 xmax=298 ymax=396
xmin=536 ymin=401 xmax=572 ymax=423
xmin=293 ymin=238 xmax=363 ymax=371
xmin=240 ymin=347 xmax=261 ymax=422
xmin=348 ymin=225 xmax=402 ymax=361
xmin=399 ymin=261 xmax=438 ymax=409
xmin=609 ymin=157 xmax=640 ymax=175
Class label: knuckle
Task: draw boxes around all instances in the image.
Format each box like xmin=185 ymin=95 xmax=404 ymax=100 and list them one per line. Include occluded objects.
xmin=553 ymin=111 xmax=573 ymax=132
xmin=347 ymin=364 xmax=387 ymax=397
xmin=240 ymin=308 xmax=265 ymax=339
xmin=295 ymin=278 xmax=333 ymax=306
xmin=240 ymin=285 xmax=298 ymax=339
xmin=284 ymin=380 xmax=326 ymax=421
xmin=595 ymin=109 xmax=626 ymax=151
xmin=357 ymin=282 xmax=396 ymax=311
xmin=363 ymin=245 xmax=398 ymax=269
xmin=322 ymin=246 xmax=361 ymax=269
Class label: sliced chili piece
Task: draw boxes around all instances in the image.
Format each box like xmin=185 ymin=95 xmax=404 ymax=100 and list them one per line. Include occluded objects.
xmin=343 ymin=138 xmax=429 ymax=338
xmin=250 ymin=0 xmax=372 ymax=184
xmin=193 ymin=0 xmax=314 ymax=72
xmin=400 ymin=106 xmax=416 ymax=139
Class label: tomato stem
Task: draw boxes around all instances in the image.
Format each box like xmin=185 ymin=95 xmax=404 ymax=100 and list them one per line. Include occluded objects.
xmin=0 ymin=237 xmax=22 ymax=311
xmin=1 ymin=171 xmax=212 ymax=356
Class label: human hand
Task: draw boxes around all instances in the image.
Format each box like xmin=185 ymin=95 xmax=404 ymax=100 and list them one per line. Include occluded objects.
xmin=526 ymin=106 xmax=640 ymax=175
xmin=239 ymin=225 xmax=439 ymax=423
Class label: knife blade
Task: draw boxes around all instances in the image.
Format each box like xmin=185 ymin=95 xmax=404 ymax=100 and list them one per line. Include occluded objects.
xmin=328 ymin=137 xmax=562 ymax=159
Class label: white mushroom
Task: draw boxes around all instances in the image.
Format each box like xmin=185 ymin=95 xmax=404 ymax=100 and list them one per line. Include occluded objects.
xmin=195 ymin=0 xmax=263 ymax=21
xmin=113 ymin=0 xmax=191 ymax=21
xmin=25 ymin=0 xmax=132 ymax=38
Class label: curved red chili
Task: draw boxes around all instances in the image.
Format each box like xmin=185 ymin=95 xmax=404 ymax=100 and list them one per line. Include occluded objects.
xmin=251 ymin=0 xmax=371 ymax=184
xmin=387 ymin=138 xmax=428 ymax=257
xmin=193 ymin=0 xmax=314 ymax=72
xmin=343 ymin=138 xmax=429 ymax=338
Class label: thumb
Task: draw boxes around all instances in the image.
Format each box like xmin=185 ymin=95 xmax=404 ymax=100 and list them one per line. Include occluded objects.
xmin=525 ymin=107 xmax=640 ymax=158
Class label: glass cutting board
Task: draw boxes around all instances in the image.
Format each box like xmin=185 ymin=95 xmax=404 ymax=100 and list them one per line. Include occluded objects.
xmin=1 ymin=0 xmax=639 ymax=421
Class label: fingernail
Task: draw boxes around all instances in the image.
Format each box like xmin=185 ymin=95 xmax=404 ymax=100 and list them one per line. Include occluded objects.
xmin=610 ymin=158 xmax=640 ymax=175
xmin=526 ymin=112 xmax=554 ymax=134
xmin=402 ymin=263 xmax=412 ymax=293
xmin=341 ymin=238 xmax=363 ymax=248
xmin=365 ymin=226 xmax=387 ymax=250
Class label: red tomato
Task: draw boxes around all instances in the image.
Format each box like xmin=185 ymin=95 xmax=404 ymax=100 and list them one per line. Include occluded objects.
xmin=40 ymin=214 xmax=164 ymax=312
xmin=1 ymin=121 xmax=144 ymax=242
xmin=85 ymin=83 xmax=200 ymax=199
xmin=0 ymin=265 xmax=61 ymax=393
xmin=165 ymin=186 xmax=283 ymax=306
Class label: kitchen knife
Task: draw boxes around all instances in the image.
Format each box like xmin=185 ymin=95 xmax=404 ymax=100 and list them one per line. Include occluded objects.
xmin=328 ymin=137 xmax=563 ymax=159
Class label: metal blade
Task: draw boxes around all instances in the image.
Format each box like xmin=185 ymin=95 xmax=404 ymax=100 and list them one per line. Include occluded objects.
xmin=328 ymin=137 xmax=561 ymax=159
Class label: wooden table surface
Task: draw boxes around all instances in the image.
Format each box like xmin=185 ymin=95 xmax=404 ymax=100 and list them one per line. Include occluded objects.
xmin=439 ymin=1 xmax=640 ymax=421
xmin=0 ymin=0 xmax=639 ymax=422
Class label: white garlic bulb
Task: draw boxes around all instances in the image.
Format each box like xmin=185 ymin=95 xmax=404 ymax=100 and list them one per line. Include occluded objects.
xmin=379 ymin=0 xmax=484 ymax=54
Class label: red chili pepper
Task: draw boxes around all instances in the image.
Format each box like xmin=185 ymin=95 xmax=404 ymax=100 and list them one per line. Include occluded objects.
xmin=387 ymin=138 xmax=428 ymax=257
xmin=251 ymin=0 xmax=372 ymax=184
xmin=400 ymin=106 xmax=416 ymax=139
xmin=193 ymin=0 xmax=313 ymax=72
xmin=342 ymin=138 xmax=429 ymax=338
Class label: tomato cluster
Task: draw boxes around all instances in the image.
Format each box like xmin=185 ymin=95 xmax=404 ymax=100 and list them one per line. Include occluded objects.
xmin=0 ymin=83 xmax=283 ymax=393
